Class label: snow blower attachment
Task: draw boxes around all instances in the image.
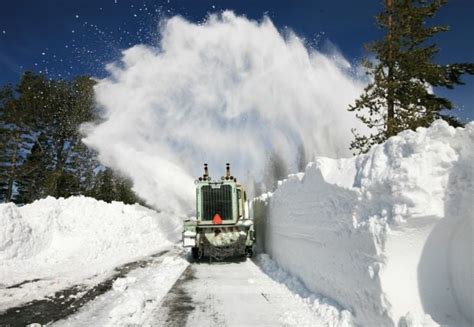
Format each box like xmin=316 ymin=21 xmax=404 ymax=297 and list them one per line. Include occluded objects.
xmin=183 ymin=163 xmax=255 ymax=261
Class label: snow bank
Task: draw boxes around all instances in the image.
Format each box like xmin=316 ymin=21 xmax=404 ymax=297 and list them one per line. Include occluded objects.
xmin=257 ymin=120 xmax=473 ymax=326
xmin=0 ymin=196 xmax=181 ymax=310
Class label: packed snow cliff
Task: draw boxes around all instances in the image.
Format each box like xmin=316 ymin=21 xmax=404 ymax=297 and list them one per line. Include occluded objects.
xmin=0 ymin=196 xmax=181 ymax=310
xmin=255 ymin=120 xmax=473 ymax=326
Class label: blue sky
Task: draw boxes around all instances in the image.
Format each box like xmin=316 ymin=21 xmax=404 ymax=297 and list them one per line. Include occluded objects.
xmin=0 ymin=0 xmax=473 ymax=120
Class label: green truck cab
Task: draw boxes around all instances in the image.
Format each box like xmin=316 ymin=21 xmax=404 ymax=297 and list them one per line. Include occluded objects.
xmin=183 ymin=163 xmax=255 ymax=260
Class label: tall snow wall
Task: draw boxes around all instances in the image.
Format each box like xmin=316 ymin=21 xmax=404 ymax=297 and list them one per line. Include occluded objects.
xmin=255 ymin=120 xmax=473 ymax=326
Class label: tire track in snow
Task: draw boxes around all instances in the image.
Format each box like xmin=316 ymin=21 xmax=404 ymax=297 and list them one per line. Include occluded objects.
xmin=0 ymin=250 xmax=170 ymax=326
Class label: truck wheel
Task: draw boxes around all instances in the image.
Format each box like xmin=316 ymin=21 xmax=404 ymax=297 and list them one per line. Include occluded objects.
xmin=191 ymin=247 xmax=199 ymax=260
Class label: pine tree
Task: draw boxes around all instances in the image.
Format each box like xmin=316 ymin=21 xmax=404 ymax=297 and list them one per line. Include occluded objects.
xmin=0 ymin=86 xmax=15 ymax=201
xmin=72 ymin=143 xmax=100 ymax=196
xmin=64 ymin=76 xmax=98 ymax=196
xmin=349 ymin=0 xmax=474 ymax=154
xmin=89 ymin=168 xmax=141 ymax=204
xmin=296 ymin=143 xmax=308 ymax=172
xmin=30 ymin=74 xmax=96 ymax=197
xmin=262 ymin=151 xmax=288 ymax=192
xmin=0 ymin=72 xmax=99 ymax=202
xmin=0 ymin=83 xmax=36 ymax=202
xmin=94 ymin=169 xmax=116 ymax=203
xmin=115 ymin=175 xmax=140 ymax=205
xmin=0 ymin=72 xmax=141 ymax=204
xmin=15 ymin=140 xmax=47 ymax=203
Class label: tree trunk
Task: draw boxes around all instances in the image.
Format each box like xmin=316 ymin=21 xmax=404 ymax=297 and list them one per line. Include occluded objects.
xmin=387 ymin=72 xmax=395 ymax=136
xmin=7 ymin=130 xmax=20 ymax=201
xmin=386 ymin=0 xmax=395 ymax=137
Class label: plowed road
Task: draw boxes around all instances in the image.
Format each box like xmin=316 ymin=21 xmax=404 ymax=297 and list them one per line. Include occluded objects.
xmin=150 ymin=258 xmax=343 ymax=326
xmin=2 ymin=249 xmax=347 ymax=326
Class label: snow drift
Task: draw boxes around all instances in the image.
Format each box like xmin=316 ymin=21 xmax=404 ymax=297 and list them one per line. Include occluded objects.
xmin=0 ymin=196 xmax=181 ymax=310
xmin=83 ymin=11 xmax=366 ymax=214
xmin=256 ymin=120 xmax=473 ymax=326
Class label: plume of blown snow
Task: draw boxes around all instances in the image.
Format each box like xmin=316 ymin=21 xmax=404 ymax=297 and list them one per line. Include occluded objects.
xmin=83 ymin=11 xmax=367 ymax=214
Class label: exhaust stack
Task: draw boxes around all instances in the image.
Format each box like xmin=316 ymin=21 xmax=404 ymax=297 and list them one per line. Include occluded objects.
xmin=203 ymin=163 xmax=209 ymax=179
xmin=225 ymin=163 xmax=236 ymax=181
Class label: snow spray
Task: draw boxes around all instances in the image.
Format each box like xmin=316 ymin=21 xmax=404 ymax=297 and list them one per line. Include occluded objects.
xmin=83 ymin=11 xmax=367 ymax=214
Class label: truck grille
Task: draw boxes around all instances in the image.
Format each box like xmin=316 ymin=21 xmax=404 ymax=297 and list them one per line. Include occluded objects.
xmin=201 ymin=185 xmax=232 ymax=221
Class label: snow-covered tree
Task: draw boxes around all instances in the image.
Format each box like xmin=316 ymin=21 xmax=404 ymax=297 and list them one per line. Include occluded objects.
xmin=349 ymin=0 xmax=474 ymax=154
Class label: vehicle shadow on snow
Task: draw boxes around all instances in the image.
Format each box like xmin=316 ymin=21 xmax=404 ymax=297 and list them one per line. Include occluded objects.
xmin=0 ymin=249 xmax=169 ymax=326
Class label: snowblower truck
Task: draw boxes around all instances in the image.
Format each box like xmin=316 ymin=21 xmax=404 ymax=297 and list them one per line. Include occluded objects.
xmin=183 ymin=163 xmax=255 ymax=261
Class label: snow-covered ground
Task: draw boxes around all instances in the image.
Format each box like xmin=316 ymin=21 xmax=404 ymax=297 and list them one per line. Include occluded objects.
xmin=256 ymin=120 xmax=473 ymax=326
xmin=0 ymin=196 xmax=182 ymax=311
xmin=1 ymin=120 xmax=472 ymax=326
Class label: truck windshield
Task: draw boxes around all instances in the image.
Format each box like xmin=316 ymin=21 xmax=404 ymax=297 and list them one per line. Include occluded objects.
xmin=201 ymin=185 xmax=233 ymax=221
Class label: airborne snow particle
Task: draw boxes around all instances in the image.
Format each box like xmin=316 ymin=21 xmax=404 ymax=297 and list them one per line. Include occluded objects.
xmin=75 ymin=14 xmax=79 ymax=18
xmin=2 ymin=30 xmax=5 ymax=34
xmin=42 ymin=52 xmax=46 ymax=55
